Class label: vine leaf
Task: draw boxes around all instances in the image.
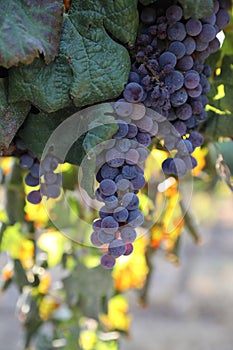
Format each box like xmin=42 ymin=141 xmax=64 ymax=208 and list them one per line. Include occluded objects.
xmin=0 ymin=79 xmax=30 ymax=152
xmin=178 ymin=0 xmax=214 ymax=19
xmin=8 ymin=0 xmax=135 ymax=113
xmin=0 ymin=0 xmax=63 ymax=68
xmin=203 ymin=111 xmax=233 ymax=139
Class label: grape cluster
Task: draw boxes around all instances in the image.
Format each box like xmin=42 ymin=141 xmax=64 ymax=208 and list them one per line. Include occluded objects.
xmin=126 ymin=0 xmax=230 ymax=176
xmin=16 ymin=138 xmax=62 ymax=204
xmin=91 ymin=100 xmax=162 ymax=269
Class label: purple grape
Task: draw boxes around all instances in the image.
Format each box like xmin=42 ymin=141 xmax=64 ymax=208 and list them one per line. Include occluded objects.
xmin=101 ymin=254 xmax=116 ymax=269
xmin=90 ymin=231 xmax=102 ymax=247
xmin=116 ymin=138 xmax=131 ymax=152
xmin=126 ymin=124 xmax=138 ymax=138
xmin=99 ymin=179 xmax=117 ymax=196
xmin=168 ymin=41 xmax=186 ymax=59
xmin=41 ymin=156 xmax=59 ymax=172
xmin=105 ymin=195 xmax=119 ymax=209
xmin=195 ymin=39 xmax=209 ymax=52
xmin=99 ymin=205 xmax=112 ymax=219
xmin=191 ymin=100 xmax=203 ymax=114
xmin=128 ymin=210 xmax=144 ymax=228
xmin=188 ymin=131 xmax=204 ymax=148
xmin=202 ymin=13 xmax=216 ymax=25
xmin=113 ymin=206 xmax=129 ymax=222
xmin=158 ymin=52 xmax=177 ymax=69
xmin=27 ymin=190 xmax=42 ymax=204
xmin=124 ymin=243 xmax=134 ymax=256
xmin=120 ymin=226 xmax=137 ymax=243
xmin=100 ymin=164 xmax=120 ymax=180
xmin=209 ymin=38 xmax=220 ymax=53
xmin=114 ymin=100 xmax=133 ymax=117
xmin=25 ymin=173 xmax=39 ymax=187
xmin=130 ymin=173 xmax=146 ymax=191
xmin=122 ymin=193 xmax=139 ymax=210
xmin=167 ymin=22 xmax=186 ymax=41
xmin=182 ymin=36 xmax=196 ymax=55
xmin=216 ymin=8 xmax=230 ymax=29
xmin=176 ymin=103 xmax=192 ymax=120
xmin=185 ymin=19 xmax=202 ymax=36
xmin=177 ymin=139 xmax=193 ymax=155
xmin=113 ymin=120 xmax=129 ymax=138
xmin=19 ymin=154 xmax=34 ymax=169
xmin=187 ymin=84 xmax=202 ymax=98
xmin=166 ymin=5 xmax=183 ymax=23
xmin=108 ymin=239 xmax=126 ymax=258
xmin=170 ymin=88 xmax=188 ymax=107
xmin=162 ymin=158 xmax=173 ymax=174
xmin=169 ymin=158 xmax=187 ymax=177
xmin=136 ymin=132 xmax=151 ymax=147
xmin=42 ymin=184 xmax=61 ymax=199
xmin=165 ymin=70 xmax=184 ymax=91
xmin=122 ymin=165 xmax=138 ymax=180
xmin=184 ymin=70 xmax=200 ymax=89
xmin=101 ymin=216 xmax=119 ymax=234
xmin=176 ymin=55 xmax=193 ymax=71
xmin=117 ymin=178 xmax=131 ymax=191
xmin=195 ymin=47 xmax=211 ymax=63
xmin=92 ymin=219 xmax=102 ymax=232
xmin=197 ymin=24 xmax=216 ymax=43
xmin=123 ymin=83 xmax=144 ymax=103
xmin=173 ymin=120 xmax=187 ymax=136
xmin=44 ymin=172 xmax=58 ymax=185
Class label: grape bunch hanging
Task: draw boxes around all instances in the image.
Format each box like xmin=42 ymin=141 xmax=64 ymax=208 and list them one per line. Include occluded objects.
xmin=16 ymin=1 xmax=230 ymax=269
xmin=91 ymin=0 xmax=230 ymax=268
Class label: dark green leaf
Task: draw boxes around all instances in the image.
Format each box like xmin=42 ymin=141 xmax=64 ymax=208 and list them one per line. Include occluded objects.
xmin=203 ymin=110 xmax=233 ymax=139
xmin=14 ymin=259 xmax=29 ymax=289
xmin=0 ymin=0 xmax=63 ymax=68
xmin=8 ymin=0 xmax=132 ymax=113
xmin=178 ymin=0 xmax=214 ymax=19
xmin=0 ymin=79 xmax=31 ymax=151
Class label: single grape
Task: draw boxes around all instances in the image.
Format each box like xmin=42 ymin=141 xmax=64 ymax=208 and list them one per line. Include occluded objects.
xmin=129 ymin=72 xmax=141 ymax=84
xmin=185 ymin=19 xmax=202 ymax=36
xmin=99 ymin=205 xmax=112 ymax=219
xmin=216 ymin=8 xmax=230 ymax=30
xmin=176 ymin=55 xmax=193 ymax=71
xmin=136 ymin=132 xmax=151 ymax=147
xmin=41 ymin=156 xmax=59 ymax=172
xmin=126 ymin=124 xmax=138 ymax=138
xmin=108 ymin=239 xmax=126 ymax=258
xmin=114 ymin=100 xmax=133 ymax=117
xmin=137 ymin=147 xmax=149 ymax=163
xmin=113 ymin=206 xmax=129 ymax=222
xmin=168 ymin=41 xmax=186 ymax=59
xmin=42 ymin=184 xmax=61 ymax=199
xmin=176 ymin=103 xmax=192 ymax=120
xmin=25 ymin=173 xmax=39 ymax=187
xmin=113 ymin=120 xmax=129 ymax=138
xmin=167 ymin=22 xmax=186 ymax=41
xmin=173 ymin=120 xmax=187 ymax=136
xmin=101 ymin=216 xmax=119 ymax=234
xmin=122 ymin=165 xmax=138 ymax=180
xmin=90 ymin=231 xmax=102 ymax=247
xmin=105 ymin=195 xmax=119 ymax=209
xmin=188 ymin=131 xmax=204 ymax=148
xmin=101 ymin=254 xmax=116 ymax=269
xmin=105 ymin=148 xmax=124 ymax=168
xmin=170 ymin=88 xmax=188 ymax=107
xmin=123 ymin=83 xmax=144 ymax=103
xmin=120 ymin=226 xmax=137 ymax=243
xmin=44 ymin=172 xmax=58 ymax=185
xmin=128 ymin=209 xmax=144 ymax=228
xmin=197 ymin=24 xmax=216 ymax=43
xmin=92 ymin=219 xmax=102 ymax=232
xmin=117 ymin=178 xmax=131 ymax=191
xmin=162 ymin=158 xmax=173 ymax=174
xmin=158 ymin=52 xmax=177 ymax=69
xmin=169 ymin=158 xmax=187 ymax=177
xmin=130 ymin=173 xmax=146 ymax=191
xmin=165 ymin=70 xmax=184 ymax=91
xmin=27 ymin=190 xmax=42 ymax=204
xmin=187 ymin=84 xmax=202 ymax=98
xmin=122 ymin=193 xmax=139 ymax=210
xmin=202 ymin=13 xmax=216 ymax=25
xmin=116 ymin=138 xmax=131 ymax=153
xmin=99 ymin=179 xmax=117 ymax=196
xmin=19 ymin=154 xmax=34 ymax=169
xmin=184 ymin=70 xmax=200 ymax=89
xmin=100 ymin=163 xmax=120 ymax=180
xmin=191 ymin=100 xmax=203 ymax=114
xmin=182 ymin=37 xmax=196 ymax=55
xmin=124 ymin=243 xmax=134 ymax=256
xmin=136 ymin=116 xmax=153 ymax=133
xmin=125 ymin=149 xmax=140 ymax=165
xmin=166 ymin=5 xmax=183 ymax=23
xmin=195 ymin=39 xmax=209 ymax=52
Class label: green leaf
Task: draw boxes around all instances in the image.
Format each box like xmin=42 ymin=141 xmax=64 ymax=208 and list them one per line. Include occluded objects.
xmin=18 ymin=106 xmax=86 ymax=164
xmin=0 ymin=0 xmax=63 ymax=68
xmin=178 ymin=0 xmax=214 ymax=19
xmin=0 ymin=79 xmax=31 ymax=151
xmin=14 ymin=259 xmax=29 ymax=289
xmin=8 ymin=0 xmax=133 ymax=112
xmin=203 ymin=111 xmax=233 ymax=139
xmin=63 ymin=261 xmax=113 ymax=319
